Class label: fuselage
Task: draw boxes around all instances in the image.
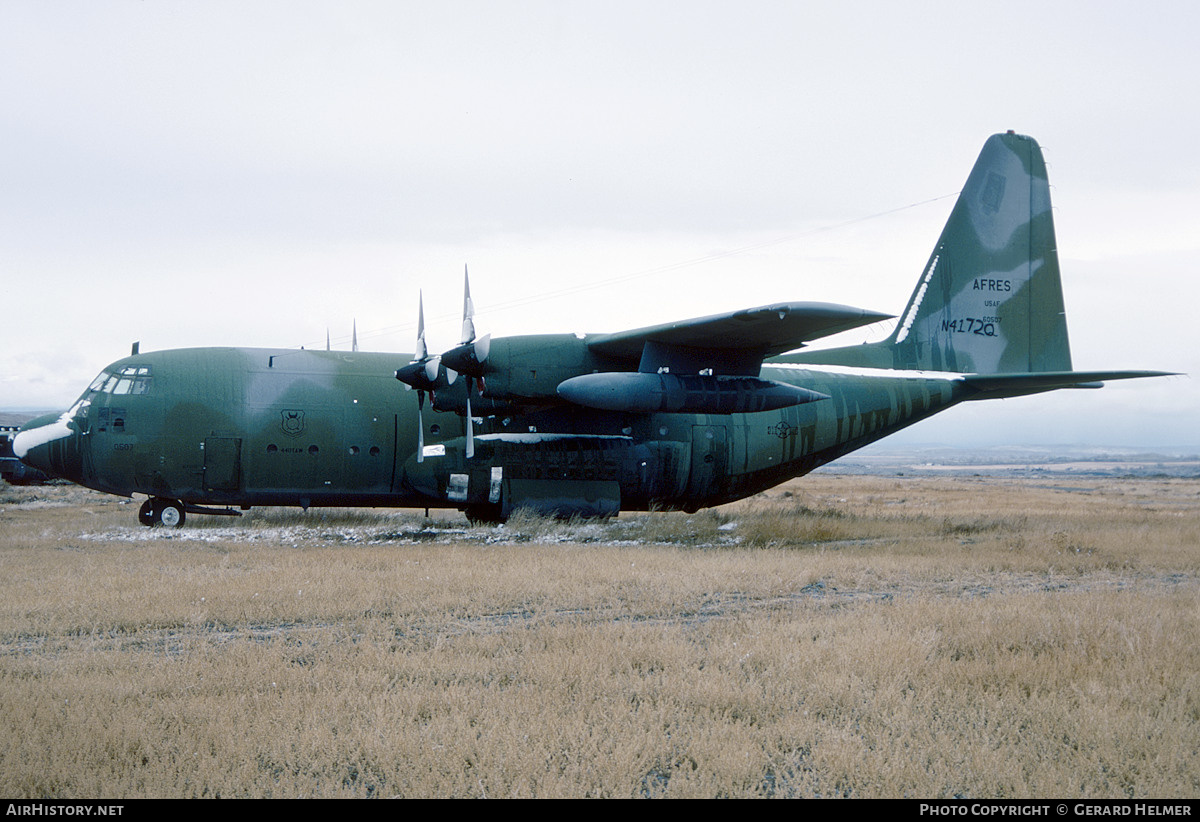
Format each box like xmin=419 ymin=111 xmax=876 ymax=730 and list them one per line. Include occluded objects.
xmin=17 ymin=346 xmax=965 ymax=517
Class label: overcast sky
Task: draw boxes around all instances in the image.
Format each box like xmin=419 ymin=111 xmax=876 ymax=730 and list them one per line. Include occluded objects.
xmin=2 ymin=0 xmax=1196 ymax=446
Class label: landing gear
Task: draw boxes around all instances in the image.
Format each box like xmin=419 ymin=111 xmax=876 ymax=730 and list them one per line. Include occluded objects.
xmin=138 ymin=497 xmax=186 ymax=528
xmin=464 ymin=504 xmax=506 ymax=525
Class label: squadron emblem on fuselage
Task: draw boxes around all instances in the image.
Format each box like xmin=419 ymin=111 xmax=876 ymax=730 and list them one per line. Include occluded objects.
xmin=281 ymin=410 xmax=305 ymax=437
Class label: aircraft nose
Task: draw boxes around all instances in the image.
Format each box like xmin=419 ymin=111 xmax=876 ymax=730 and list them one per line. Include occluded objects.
xmin=14 ymin=408 xmax=83 ymax=481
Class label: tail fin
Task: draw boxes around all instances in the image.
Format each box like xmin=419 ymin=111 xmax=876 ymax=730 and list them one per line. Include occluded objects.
xmin=889 ymin=131 xmax=1070 ymax=373
xmin=790 ymin=132 xmax=1072 ymax=374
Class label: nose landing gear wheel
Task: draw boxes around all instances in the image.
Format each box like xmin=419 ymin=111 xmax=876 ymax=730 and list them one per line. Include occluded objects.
xmin=138 ymin=498 xmax=186 ymax=528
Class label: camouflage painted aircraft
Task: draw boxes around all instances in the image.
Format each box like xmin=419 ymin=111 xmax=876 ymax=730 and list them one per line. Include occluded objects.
xmin=15 ymin=132 xmax=1170 ymax=526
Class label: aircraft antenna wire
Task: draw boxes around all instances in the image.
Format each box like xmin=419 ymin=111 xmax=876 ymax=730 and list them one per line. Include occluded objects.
xmin=309 ymin=191 xmax=959 ymax=350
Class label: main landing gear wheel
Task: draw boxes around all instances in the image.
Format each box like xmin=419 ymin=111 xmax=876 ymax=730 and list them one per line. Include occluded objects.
xmin=138 ymin=498 xmax=186 ymax=528
xmin=464 ymin=504 xmax=506 ymax=525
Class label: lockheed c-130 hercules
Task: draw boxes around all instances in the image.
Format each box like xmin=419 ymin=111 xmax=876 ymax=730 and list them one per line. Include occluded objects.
xmin=15 ymin=132 xmax=1172 ymax=527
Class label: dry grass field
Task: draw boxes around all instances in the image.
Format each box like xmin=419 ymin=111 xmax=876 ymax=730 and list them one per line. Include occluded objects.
xmin=1 ymin=473 xmax=1197 ymax=798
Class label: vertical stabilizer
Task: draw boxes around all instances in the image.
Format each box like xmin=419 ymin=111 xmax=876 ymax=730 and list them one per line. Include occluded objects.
xmin=788 ymin=132 xmax=1072 ymax=374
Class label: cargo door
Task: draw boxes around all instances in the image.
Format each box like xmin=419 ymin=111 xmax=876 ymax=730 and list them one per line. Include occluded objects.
xmin=204 ymin=437 xmax=242 ymax=492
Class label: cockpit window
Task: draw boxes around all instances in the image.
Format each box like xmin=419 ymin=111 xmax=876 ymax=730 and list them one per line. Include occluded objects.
xmin=89 ymin=365 xmax=153 ymax=395
xmin=88 ymin=371 xmax=111 ymax=392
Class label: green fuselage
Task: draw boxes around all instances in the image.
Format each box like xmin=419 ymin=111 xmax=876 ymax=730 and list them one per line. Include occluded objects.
xmin=35 ymin=345 xmax=962 ymax=515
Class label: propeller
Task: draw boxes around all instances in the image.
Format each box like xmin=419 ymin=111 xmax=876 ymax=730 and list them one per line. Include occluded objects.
xmin=439 ymin=266 xmax=491 ymax=377
xmin=396 ymin=269 xmax=490 ymax=461
xmin=437 ymin=267 xmax=492 ymax=459
xmin=394 ymin=292 xmax=450 ymax=462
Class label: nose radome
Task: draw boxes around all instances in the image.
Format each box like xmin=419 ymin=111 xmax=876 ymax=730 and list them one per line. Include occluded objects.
xmin=13 ymin=407 xmax=79 ymax=477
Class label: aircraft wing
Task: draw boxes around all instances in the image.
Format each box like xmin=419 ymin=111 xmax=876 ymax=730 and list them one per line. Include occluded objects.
xmin=586 ymin=302 xmax=891 ymax=375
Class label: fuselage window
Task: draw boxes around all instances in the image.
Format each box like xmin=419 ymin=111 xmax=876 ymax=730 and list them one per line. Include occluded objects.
xmin=91 ymin=365 xmax=153 ymax=395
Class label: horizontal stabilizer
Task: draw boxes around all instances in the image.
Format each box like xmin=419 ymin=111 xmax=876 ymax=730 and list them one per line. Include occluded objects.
xmin=962 ymin=370 xmax=1178 ymax=400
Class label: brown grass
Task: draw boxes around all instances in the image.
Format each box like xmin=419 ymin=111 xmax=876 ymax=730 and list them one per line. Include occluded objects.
xmin=0 ymin=475 xmax=1197 ymax=797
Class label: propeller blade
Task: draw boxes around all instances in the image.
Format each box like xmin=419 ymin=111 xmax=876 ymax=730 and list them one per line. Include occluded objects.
xmin=465 ymin=390 xmax=474 ymax=459
xmin=414 ymin=292 xmax=428 ymax=362
xmin=416 ymin=391 xmax=425 ymax=463
xmin=460 ymin=265 xmax=475 ymax=345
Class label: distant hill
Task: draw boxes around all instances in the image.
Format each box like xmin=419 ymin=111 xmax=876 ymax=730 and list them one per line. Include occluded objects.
xmin=817 ymin=444 xmax=1200 ymax=478
xmin=0 ymin=412 xmax=36 ymax=428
